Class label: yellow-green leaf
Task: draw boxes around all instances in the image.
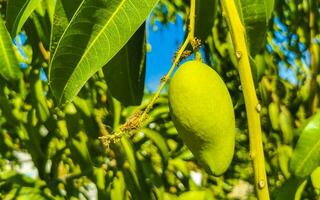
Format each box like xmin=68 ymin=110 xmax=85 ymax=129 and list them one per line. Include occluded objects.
xmin=0 ymin=17 xmax=21 ymax=80
xmin=6 ymin=0 xmax=41 ymax=37
xmin=234 ymin=0 xmax=275 ymax=55
xmin=290 ymin=111 xmax=320 ymax=178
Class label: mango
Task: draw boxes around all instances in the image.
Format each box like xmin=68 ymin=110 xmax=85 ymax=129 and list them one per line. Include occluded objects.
xmin=268 ymin=102 xmax=280 ymax=131
xmin=279 ymin=106 xmax=294 ymax=144
xmin=168 ymin=60 xmax=235 ymax=176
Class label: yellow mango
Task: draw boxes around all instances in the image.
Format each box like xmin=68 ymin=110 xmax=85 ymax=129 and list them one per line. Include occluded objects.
xmin=168 ymin=60 xmax=235 ymax=176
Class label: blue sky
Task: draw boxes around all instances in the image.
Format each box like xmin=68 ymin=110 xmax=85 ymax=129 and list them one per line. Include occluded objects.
xmin=267 ymin=17 xmax=310 ymax=85
xmin=145 ymin=15 xmax=185 ymax=92
xmin=144 ymin=15 xmax=309 ymax=92
xmin=145 ymin=14 xmax=207 ymax=92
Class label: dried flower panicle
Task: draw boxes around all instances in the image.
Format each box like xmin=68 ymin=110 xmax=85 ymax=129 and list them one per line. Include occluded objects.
xmin=120 ymin=110 xmax=143 ymax=132
xmin=99 ymin=134 xmax=113 ymax=149
xmin=173 ymin=47 xmax=182 ymax=63
xmin=191 ymin=37 xmax=202 ymax=51
xmin=99 ymin=131 xmax=125 ymax=149
xmin=181 ymin=50 xmax=192 ymax=60
xmin=99 ymin=110 xmax=145 ymax=149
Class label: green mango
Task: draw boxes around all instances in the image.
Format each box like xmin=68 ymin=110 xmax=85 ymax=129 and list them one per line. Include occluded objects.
xmin=279 ymin=106 xmax=294 ymax=144
xmin=278 ymin=145 xmax=292 ymax=178
xmin=168 ymin=61 xmax=235 ymax=176
xmin=268 ymin=102 xmax=280 ymax=131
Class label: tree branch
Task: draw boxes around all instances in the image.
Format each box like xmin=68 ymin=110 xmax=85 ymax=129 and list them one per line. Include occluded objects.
xmin=219 ymin=0 xmax=270 ymax=199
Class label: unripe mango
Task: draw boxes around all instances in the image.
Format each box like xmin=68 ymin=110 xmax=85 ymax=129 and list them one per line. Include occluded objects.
xmin=279 ymin=106 xmax=294 ymax=144
xmin=268 ymin=102 xmax=280 ymax=131
xmin=168 ymin=61 xmax=235 ymax=176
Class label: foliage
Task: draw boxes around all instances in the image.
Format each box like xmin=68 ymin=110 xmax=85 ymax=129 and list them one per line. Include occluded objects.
xmin=0 ymin=0 xmax=319 ymax=199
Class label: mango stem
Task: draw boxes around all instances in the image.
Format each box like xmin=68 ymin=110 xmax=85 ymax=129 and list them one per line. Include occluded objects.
xmin=219 ymin=0 xmax=270 ymax=199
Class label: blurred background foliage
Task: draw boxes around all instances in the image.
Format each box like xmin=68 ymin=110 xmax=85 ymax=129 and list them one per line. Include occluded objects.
xmin=0 ymin=0 xmax=320 ymax=199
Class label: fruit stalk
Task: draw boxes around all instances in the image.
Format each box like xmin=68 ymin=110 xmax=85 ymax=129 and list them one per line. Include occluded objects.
xmin=140 ymin=0 xmax=210 ymax=122
xmin=99 ymin=0 xmax=197 ymax=146
xmin=189 ymin=0 xmax=196 ymax=40
xmin=140 ymin=0 xmax=197 ymax=121
xmin=139 ymin=34 xmax=191 ymax=121
xmin=188 ymin=0 xmax=202 ymax=61
xmin=219 ymin=0 xmax=270 ymax=199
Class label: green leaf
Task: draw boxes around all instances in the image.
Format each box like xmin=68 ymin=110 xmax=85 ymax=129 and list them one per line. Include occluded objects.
xmin=265 ymin=0 xmax=275 ymax=20
xmin=234 ymin=0 xmax=275 ymax=55
xmin=274 ymin=177 xmax=307 ymax=200
xmin=5 ymin=0 xmax=41 ymax=37
xmin=5 ymin=187 xmax=52 ymax=200
xmin=111 ymin=171 xmax=126 ymax=200
xmin=142 ymin=128 xmax=170 ymax=166
xmin=109 ymin=95 xmax=122 ymax=129
xmin=70 ymin=131 xmax=93 ymax=171
xmin=0 ymin=173 xmax=35 ymax=187
xmin=311 ymin=167 xmax=320 ymax=189
xmin=120 ymin=138 xmax=150 ymax=200
xmin=177 ymin=190 xmax=213 ymax=200
xmin=50 ymin=0 xmax=82 ymax=54
xmin=43 ymin=0 xmax=56 ymax=24
xmin=139 ymin=158 xmax=162 ymax=187
xmin=73 ymin=97 xmax=93 ymax=117
xmin=31 ymin=6 xmax=53 ymax=47
xmin=144 ymin=105 xmax=170 ymax=124
xmin=121 ymin=138 xmax=137 ymax=171
xmin=30 ymin=70 xmax=49 ymax=122
xmin=290 ymin=111 xmax=320 ymax=178
xmin=294 ymin=179 xmax=308 ymax=200
xmin=49 ymin=0 xmax=159 ymax=104
xmin=0 ymin=17 xmax=21 ymax=80
xmin=194 ymin=0 xmax=218 ymax=41
xmin=94 ymin=168 xmax=106 ymax=192
xmin=51 ymin=1 xmax=146 ymax=107
xmin=104 ymin=24 xmax=146 ymax=106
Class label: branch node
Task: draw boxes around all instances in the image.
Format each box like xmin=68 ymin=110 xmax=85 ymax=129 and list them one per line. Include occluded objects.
xmin=255 ymin=103 xmax=262 ymax=113
xmin=120 ymin=111 xmax=144 ymax=132
xmin=191 ymin=38 xmax=202 ymax=51
xmin=173 ymin=47 xmax=182 ymax=63
xmin=258 ymin=180 xmax=265 ymax=189
xmin=181 ymin=50 xmax=192 ymax=60
xmin=236 ymin=51 xmax=242 ymax=59
xmin=160 ymin=76 xmax=168 ymax=83
xmin=249 ymin=152 xmax=255 ymax=160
